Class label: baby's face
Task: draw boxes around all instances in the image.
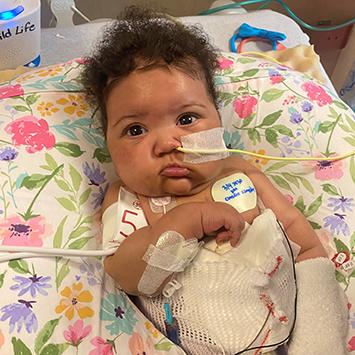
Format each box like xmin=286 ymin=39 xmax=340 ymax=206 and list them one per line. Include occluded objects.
xmin=105 ymin=65 xmax=224 ymax=197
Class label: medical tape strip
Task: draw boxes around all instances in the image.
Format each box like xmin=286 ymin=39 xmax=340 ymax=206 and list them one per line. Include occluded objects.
xmin=180 ymin=127 xmax=230 ymax=163
xmin=137 ymin=231 xmax=202 ymax=295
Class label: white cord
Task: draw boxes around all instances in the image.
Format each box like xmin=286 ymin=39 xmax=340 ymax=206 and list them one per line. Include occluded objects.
xmin=70 ymin=5 xmax=91 ymax=22
xmin=0 ymin=246 xmax=117 ymax=262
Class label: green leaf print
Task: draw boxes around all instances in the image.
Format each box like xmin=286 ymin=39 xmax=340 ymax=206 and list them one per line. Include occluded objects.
xmin=247 ymin=128 xmax=261 ymax=144
xmin=242 ymin=69 xmax=259 ymax=77
xmin=21 ymin=174 xmax=49 ymax=190
xmin=68 ymin=236 xmax=92 ymax=249
xmin=34 ymin=318 xmax=61 ymax=355
xmin=260 ymin=110 xmax=282 ymax=126
xmin=69 ymin=226 xmax=91 ymax=239
xmin=261 ymin=88 xmax=285 ymax=102
xmin=45 ymin=153 xmax=58 ymax=170
xmin=55 ymin=260 xmax=70 ymax=290
xmin=270 ymin=175 xmax=292 ymax=192
xmin=321 ymin=183 xmax=339 ymax=196
xmin=93 ymin=147 xmax=112 ymax=163
xmin=55 ymin=142 xmax=84 ymax=157
xmin=155 ymin=341 xmax=174 ymax=351
xmin=25 ymin=94 xmax=40 ymax=106
xmin=53 ymin=216 xmax=68 ymax=248
xmin=13 ymin=105 xmax=31 ymax=112
xmin=69 ymin=164 xmax=82 ymax=192
xmin=272 ymin=124 xmax=294 ymax=137
xmin=0 ymin=271 xmax=6 ymax=288
xmin=350 ymin=232 xmax=355 ymax=250
xmin=294 ymin=196 xmax=306 ymax=213
xmin=334 ymin=238 xmax=350 ymax=254
xmin=56 ymin=197 xmax=77 ymax=212
xmin=304 ymin=195 xmax=322 ymax=218
xmin=265 ymin=128 xmax=278 ymax=147
xmin=333 ymin=100 xmax=348 ymax=110
xmin=318 ymin=121 xmax=335 ymax=133
xmin=8 ymin=259 xmax=30 ymax=274
xmin=79 ymin=188 xmax=92 ymax=205
xmin=351 ymin=156 xmax=355 ymax=184
xmin=11 ymin=337 xmax=32 ymax=355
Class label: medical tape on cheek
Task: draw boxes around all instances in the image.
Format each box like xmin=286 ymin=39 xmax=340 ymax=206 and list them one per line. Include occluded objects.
xmin=137 ymin=231 xmax=202 ymax=296
xmin=180 ymin=127 xmax=230 ymax=164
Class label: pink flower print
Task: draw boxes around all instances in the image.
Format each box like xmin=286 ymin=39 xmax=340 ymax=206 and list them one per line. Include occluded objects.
xmin=301 ymin=81 xmax=333 ymax=106
xmin=63 ymin=319 xmax=92 ymax=346
xmin=0 ymin=329 xmax=4 ymax=350
xmin=314 ymin=158 xmax=344 ymax=181
xmin=217 ymin=57 xmax=234 ymax=70
xmin=0 ymin=215 xmax=50 ymax=247
xmin=128 ymin=332 xmax=155 ymax=355
xmin=233 ymin=95 xmax=258 ymax=119
xmin=268 ymin=69 xmax=284 ymax=84
xmin=89 ymin=337 xmax=114 ymax=355
xmin=348 ymin=336 xmax=355 ymax=352
xmin=0 ymin=84 xmax=24 ymax=99
xmin=5 ymin=115 xmax=56 ymax=153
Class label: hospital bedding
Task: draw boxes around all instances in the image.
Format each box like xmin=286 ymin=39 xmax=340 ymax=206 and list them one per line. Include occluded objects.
xmin=0 ymin=10 xmax=354 ymax=354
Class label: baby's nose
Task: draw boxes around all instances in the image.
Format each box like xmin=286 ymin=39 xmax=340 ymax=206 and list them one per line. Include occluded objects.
xmin=153 ymin=134 xmax=181 ymax=156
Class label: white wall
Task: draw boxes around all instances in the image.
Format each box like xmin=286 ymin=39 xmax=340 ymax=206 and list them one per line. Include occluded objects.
xmin=41 ymin=0 xmax=215 ymax=27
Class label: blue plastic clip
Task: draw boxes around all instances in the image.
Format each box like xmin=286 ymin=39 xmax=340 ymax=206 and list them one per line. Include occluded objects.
xmin=230 ymin=23 xmax=287 ymax=52
xmin=164 ymin=302 xmax=180 ymax=345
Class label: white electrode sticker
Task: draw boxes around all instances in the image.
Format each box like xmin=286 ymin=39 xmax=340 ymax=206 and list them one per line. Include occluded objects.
xmin=211 ymin=172 xmax=257 ymax=213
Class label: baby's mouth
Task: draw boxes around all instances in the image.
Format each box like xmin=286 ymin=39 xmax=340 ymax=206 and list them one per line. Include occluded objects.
xmin=160 ymin=164 xmax=190 ymax=177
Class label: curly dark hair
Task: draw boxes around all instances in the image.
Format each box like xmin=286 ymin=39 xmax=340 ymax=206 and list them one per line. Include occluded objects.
xmin=80 ymin=6 xmax=220 ymax=133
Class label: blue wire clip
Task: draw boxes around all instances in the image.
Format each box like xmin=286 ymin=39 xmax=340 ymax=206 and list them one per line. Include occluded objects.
xmin=164 ymin=302 xmax=180 ymax=345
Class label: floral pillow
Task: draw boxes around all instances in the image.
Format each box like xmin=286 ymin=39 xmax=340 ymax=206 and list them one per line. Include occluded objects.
xmin=216 ymin=53 xmax=355 ymax=351
xmin=0 ymin=53 xmax=354 ymax=354
xmin=0 ymin=61 xmax=184 ymax=355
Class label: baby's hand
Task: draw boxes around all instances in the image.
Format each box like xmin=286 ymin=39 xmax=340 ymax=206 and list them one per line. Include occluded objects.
xmin=153 ymin=202 xmax=244 ymax=247
xmin=199 ymin=202 xmax=245 ymax=247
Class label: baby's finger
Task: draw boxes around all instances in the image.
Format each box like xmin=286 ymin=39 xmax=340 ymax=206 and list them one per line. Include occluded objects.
xmin=229 ymin=232 xmax=241 ymax=247
xmin=215 ymin=231 xmax=231 ymax=245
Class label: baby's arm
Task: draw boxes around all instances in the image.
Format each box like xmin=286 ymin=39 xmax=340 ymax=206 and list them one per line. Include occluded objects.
xmin=103 ymin=182 xmax=244 ymax=295
xmin=237 ymin=159 xmax=348 ymax=354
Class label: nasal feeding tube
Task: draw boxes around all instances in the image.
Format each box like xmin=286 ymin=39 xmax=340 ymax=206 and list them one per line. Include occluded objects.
xmin=177 ymin=128 xmax=355 ymax=162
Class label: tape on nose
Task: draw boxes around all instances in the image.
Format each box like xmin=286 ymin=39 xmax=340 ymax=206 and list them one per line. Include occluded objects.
xmin=180 ymin=127 xmax=230 ymax=163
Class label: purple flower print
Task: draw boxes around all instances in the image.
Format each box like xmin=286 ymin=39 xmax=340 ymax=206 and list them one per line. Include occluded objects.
xmin=327 ymin=196 xmax=354 ymax=213
xmin=92 ymin=183 xmax=109 ymax=209
xmin=323 ymin=213 xmax=350 ymax=236
xmin=80 ymin=260 xmax=103 ymax=286
xmin=10 ymin=275 xmax=52 ymax=297
xmin=0 ymin=300 xmax=38 ymax=333
xmin=290 ymin=111 xmax=303 ymax=124
xmin=301 ymin=101 xmax=313 ymax=112
xmin=0 ymin=147 xmax=18 ymax=161
xmin=83 ymin=162 xmax=106 ymax=186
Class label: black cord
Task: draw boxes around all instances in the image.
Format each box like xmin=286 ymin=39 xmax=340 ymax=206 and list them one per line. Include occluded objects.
xmin=234 ymin=219 xmax=298 ymax=355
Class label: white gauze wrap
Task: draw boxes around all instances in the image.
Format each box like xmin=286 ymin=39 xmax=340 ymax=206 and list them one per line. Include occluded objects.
xmin=180 ymin=127 xmax=230 ymax=163
xmin=288 ymin=257 xmax=349 ymax=355
xmin=138 ymin=231 xmax=202 ymax=295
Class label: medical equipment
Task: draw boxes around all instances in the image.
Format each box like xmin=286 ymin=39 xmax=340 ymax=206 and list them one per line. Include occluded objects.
xmin=201 ymin=0 xmax=355 ymax=32
xmin=138 ymin=231 xmax=202 ymax=295
xmin=0 ymin=0 xmax=40 ymax=70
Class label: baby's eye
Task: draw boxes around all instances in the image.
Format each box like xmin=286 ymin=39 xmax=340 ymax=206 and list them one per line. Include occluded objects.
xmin=126 ymin=125 xmax=147 ymax=137
xmin=177 ymin=113 xmax=198 ymax=126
